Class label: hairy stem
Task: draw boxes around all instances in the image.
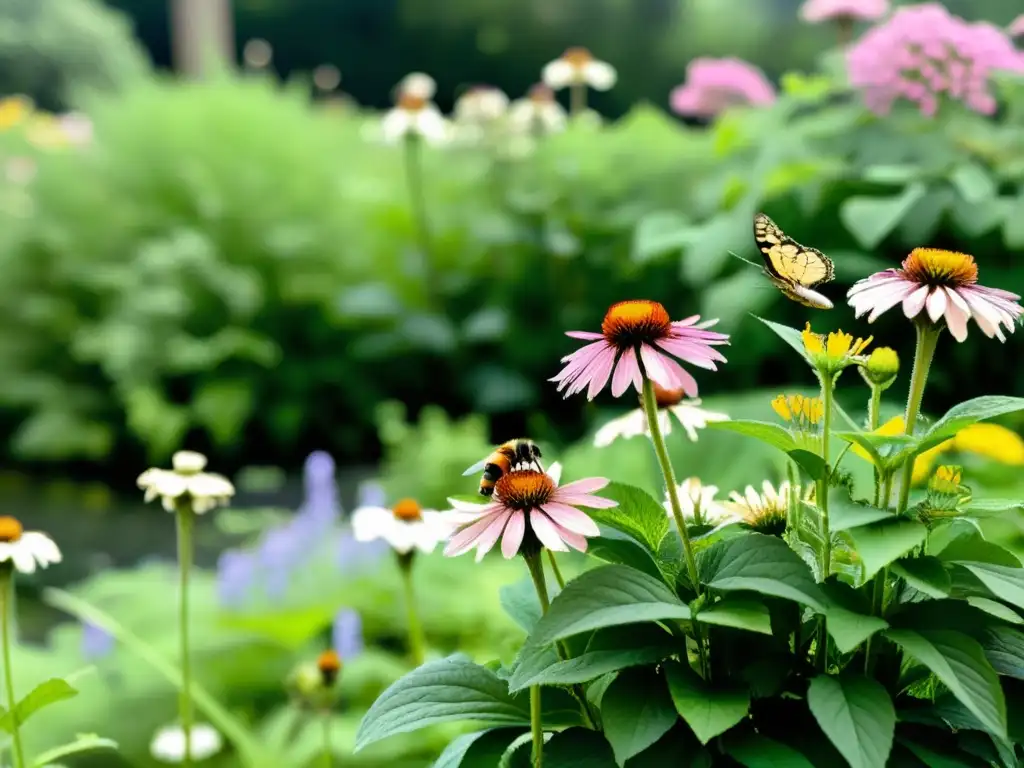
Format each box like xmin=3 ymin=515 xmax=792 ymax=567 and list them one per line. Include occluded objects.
xmin=0 ymin=568 xmax=25 ymax=768
xmin=814 ymin=373 xmax=835 ymax=673
xmin=896 ymin=323 xmax=941 ymax=516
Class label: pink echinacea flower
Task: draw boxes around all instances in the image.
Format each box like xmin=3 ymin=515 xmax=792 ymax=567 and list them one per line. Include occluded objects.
xmin=847 ymin=248 xmax=1023 ymax=342
xmin=444 ymin=463 xmax=614 ymax=560
xmin=670 ymin=58 xmax=776 ymax=118
xmin=1010 ymin=15 xmax=1024 ymax=38
xmin=551 ymin=300 xmax=729 ymax=400
xmin=799 ymin=0 xmax=888 ymax=24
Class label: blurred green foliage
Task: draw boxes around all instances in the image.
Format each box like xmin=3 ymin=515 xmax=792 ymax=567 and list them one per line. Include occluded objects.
xmin=2 ymin=63 xmax=1024 ymax=476
xmin=0 ymin=0 xmax=148 ymax=110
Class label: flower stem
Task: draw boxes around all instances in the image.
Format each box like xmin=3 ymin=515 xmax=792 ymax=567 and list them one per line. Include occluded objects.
xmin=322 ymin=712 xmax=332 ymax=768
xmin=570 ymin=84 xmax=586 ymax=117
xmin=814 ymin=373 xmax=835 ymax=673
xmin=402 ymin=134 xmax=440 ymax=306
xmin=786 ymin=461 xmax=800 ymax=534
xmin=0 ymin=568 xmax=25 ymax=768
xmin=176 ymin=506 xmax=195 ymax=768
xmin=546 ymin=550 xmax=566 ymax=590
xmin=896 ymin=323 xmax=942 ymax=516
xmin=530 ymin=684 xmax=543 ymax=768
xmin=869 ymin=385 xmax=883 ymax=508
xmin=398 ymin=555 xmax=426 ymax=666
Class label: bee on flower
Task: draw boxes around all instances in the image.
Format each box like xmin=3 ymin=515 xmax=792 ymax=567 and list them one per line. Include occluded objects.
xmin=594 ymin=383 xmax=728 ymax=448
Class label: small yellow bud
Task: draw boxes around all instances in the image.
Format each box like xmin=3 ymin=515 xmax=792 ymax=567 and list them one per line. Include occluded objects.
xmin=861 ymin=347 xmax=900 ymax=389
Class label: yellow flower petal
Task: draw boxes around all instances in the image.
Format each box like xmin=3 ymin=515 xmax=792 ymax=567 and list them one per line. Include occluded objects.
xmin=951 ymin=423 xmax=1024 ymax=466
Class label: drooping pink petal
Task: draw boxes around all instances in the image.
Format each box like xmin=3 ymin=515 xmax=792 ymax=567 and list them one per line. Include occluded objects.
xmin=540 ymin=502 xmax=601 ymax=536
xmin=529 ymin=510 xmax=570 ymax=552
xmin=556 ymin=492 xmax=619 ymax=509
xmin=961 ymin=291 xmax=1003 ymax=340
xmin=902 ymin=285 xmax=930 ymax=319
xmin=611 ymin=347 xmax=640 ymax=397
xmin=639 ymin=344 xmax=677 ymax=390
xmin=557 ymin=477 xmax=610 ymax=495
xmin=559 ymin=529 xmax=590 ymax=553
xmin=471 ymin=511 xmax=512 ymax=561
xmin=586 ymin=346 xmax=618 ymax=400
xmin=943 ymin=287 xmax=971 ymax=342
xmin=656 ymin=354 xmax=699 ymax=398
xmin=925 ymin=286 xmax=947 ymax=322
xmin=444 ymin=511 xmax=508 ymax=557
xmin=492 ymin=512 xmax=521 ymax=559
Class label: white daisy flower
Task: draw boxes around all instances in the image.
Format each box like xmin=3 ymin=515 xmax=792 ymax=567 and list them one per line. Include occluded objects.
xmin=352 ymin=498 xmax=452 ymax=555
xmin=380 ymin=93 xmax=450 ymax=145
xmin=0 ymin=516 xmax=61 ymax=574
xmin=594 ymin=387 xmax=729 ymax=448
xmin=542 ymin=47 xmax=617 ymax=91
xmin=137 ymin=451 xmax=235 ymax=514
xmin=455 ymin=85 xmax=509 ymax=124
xmin=663 ymin=478 xmax=736 ymax=527
xmin=150 ymin=723 xmax=223 ymax=763
xmin=507 ymin=84 xmax=568 ymax=137
xmin=396 ymin=72 xmax=437 ymax=101
xmin=725 ymin=480 xmax=815 ymax=535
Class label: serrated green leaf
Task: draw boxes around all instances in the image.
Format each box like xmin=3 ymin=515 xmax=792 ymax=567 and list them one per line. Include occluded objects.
xmin=980 ymin=626 xmax=1024 ymax=681
xmin=703 ymin=420 xmax=797 ymax=453
xmin=586 ymin=536 xmax=663 ymax=580
xmin=807 ymin=675 xmax=895 ymax=768
xmin=788 ymin=449 xmax=828 ymax=482
xmin=918 ymin=397 xmax=1024 ymax=453
xmin=963 ymin=499 xmax=1024 ymax=518
xmin=355 ymin=655 xmax=531 ymax=751
xmin=697 ymin=594 xmax=772 ymax=635
xmin=665 ymin=661 xmax=750 ymax=744
xmin=821 ymin=581 xmax=889 ymax=654
xmin=0 ymin=678 xmax=78 ymax=734
xmin=526 ymin=565 xmax=689 ymax=649
xmin=953 ymin=563 xmax=1024 ymax=613
xmin=848 ymin=519 xmax=927 ymax=581
xmin=588 ymin=483 xmax=670 ymax=556
xmin=937 ymin=532 xmax=1021 ymax=567
xmin=892 ymin=557 xmax=951 ymax=599
xmin=839 ymin=183 xmax=928 ymax=249
xmin=884 ymin=629 xmax=1007 ymax=739
xmin=602 ymin=669 xmax=678 ymax=766
xmin=829 ymin=494 xmax=895 ymax=532
xmin=698 ymin=533 xmax=826 ymax=612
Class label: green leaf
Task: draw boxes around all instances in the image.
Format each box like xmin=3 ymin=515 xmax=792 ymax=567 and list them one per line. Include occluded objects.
xmin=632 ymin=210 xmax=692 ymax=263
xmin=752 ymin=315 xmax=810 ymax=364
xmin=508 ymin=626 xmax=675 ymax=692
xmin=703 ymin=420 xmax=796 ymax=453
xmin=848 ymin=519 xmax=928 ymax=581
xmin=586 ymin=537 xmax=663 ymax=580
xmin=937 ymin=532 xmax=1021 ymax=567
xmin=949 ymin=163 xmax=996 ymax=205
xmin=697 ymin=594 xmax=773 ymax=635
xmin=433 ymin=729 xmax=526 ymax=768
xmin=963 ymin=499 xmax=1024 ymax=518
xmin=788 ymin=449 xmax=828 ymax=482
xmin=892 ymin=557 xmax=951 ymax=599
xmin=588 ymin=483 xmax=670 ymax=556
xmin=821 ymin=582 xmax=888 ymax=654
xmin=601 ymin=669 xmax=678 ymax=766
xmin=968 ymin=597 xmax=1024 ymax=625
xmin=806 ymin=675 xmax=895 ymax=768
xmin=525 ymin=565 xmax=690 ymax=649
xmin=952 ymin=563 xmax=1024 ymax=612
xmin=500 ymin=579 xmax=545 ymax=633
xmin=698 ymin=533 xmax=826 ymax=612
xmin=884 ymin=629 xmax=1007 ymax=739
xmin=724 ymin=731 xmax=815 ymax=768
xmin=43 ymin=588 xmax=274 ymax=767
xmin=918 ymin=397 xmax=1024 ymax=453
xmin=0 ymin=678 xmax=78 ymax=733
xmin=665 ymin=661 xmax=750 ymax=744
xmin=980 ymin=626 xmax=1024 ymax=681
xmin=192 ymin=379 xmax=254 ymax=446
xmin=835 ymin=432 xmax=917 ymax=472
xmin=30 ymin=734 xmax=119 ymax=768
xmin=829 ymin=494 xmax=895 ymax=532
xmin=355 ymin=655 xmax=530 ymax=750
xmin=544 ymin=727 xmax=617 ymax=767
xmin=839 ymin=183 xmax=928 ymax=249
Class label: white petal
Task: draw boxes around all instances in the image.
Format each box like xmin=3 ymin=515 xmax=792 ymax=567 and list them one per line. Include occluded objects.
xmin=172 ymin=451 xmax=207 ymax=473
xmin=351 ymin=506 xmax=393 ymax=542
xmin=414 ymin=106 xmax=449 ymax=144
xmin=381 ymin=109 xmax=412 ymax=143
xmin=542 ymin=59 xmax=575 ymax=89
xmin=547 ymin=462 xmax=563 ymax=486
xmin=593 ymin=411 xmax=645 ymax=447
xmin=925 ymin=287 xmax=947 ymax=323
xmin=584 ymin=60 xmax=617 ymax=90
xmin=21 ymin=531 xmax=61 ymax=566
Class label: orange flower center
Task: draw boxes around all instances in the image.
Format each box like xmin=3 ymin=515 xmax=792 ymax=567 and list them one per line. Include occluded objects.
xmin=601 ymin=300 xmax=672 ymax=350
xmin=397 ymin=93 xmax=427 ymax=112
xmin=317 ymin=649 xmax=342 ymax=686
xmin=529 ymin=84 xmax=555 ymax=103
xmin=0 ymin=516 xmax=22 ymax=543
xmin=563 ymin=47 xmax=594 ymax=68
xmin=902 ymin=248 xmax=978 ymax=287
xmin=392 ymin=498 xmax=422 ymax=522
xmin=495 ymin=470 xmax=555 ymax=511
xmin=653 ymin=383 xmax=686 ymax=408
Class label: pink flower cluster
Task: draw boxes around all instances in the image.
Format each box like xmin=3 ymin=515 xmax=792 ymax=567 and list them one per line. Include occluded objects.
xmin=670 ymin=58 xmax=776 ymax=118
xmin=847 ymin=3 xmax=1024 ymax=117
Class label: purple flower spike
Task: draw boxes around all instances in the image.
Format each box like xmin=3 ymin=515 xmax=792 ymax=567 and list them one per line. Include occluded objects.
xmin=333 ymin=608 xmax=364 ymax=659
xmin=356 ymin=480 xmax=387 ymax=510
xmin=217 ymin=549 xmax=256 ymax=607
xmin=81 ymin=622 xmax=114 ymax=660
xmin=302 ymin=451 xmax=340 ymax=526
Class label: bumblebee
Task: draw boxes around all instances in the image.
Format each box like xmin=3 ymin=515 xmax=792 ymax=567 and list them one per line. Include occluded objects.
xmin=463 ymin=439 xmax=544 ymax=497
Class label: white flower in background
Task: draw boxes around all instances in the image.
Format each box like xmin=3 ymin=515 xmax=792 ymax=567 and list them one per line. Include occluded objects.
xmin=0 ymin=516 xmax=61 ymax=574
xmin=396 ymin=72 xmax=437 ymax=100
xmin=663 ymin=478 xmax=736 ymax=526
xmin=150 ymin=723 xmax=223 ymax=763
xmin=5 ymin=156 xmax=36 ymax=185
xmin=542 ymin=47 xmax=617 ymax=91
xmin=137 ymin=450 xmax=235 ymax=514
xmin=725 ymin=480 xmax=814 ymax=535
xmin=380 ymin=93 xmax=450 ymax=145
xmin=594 ymin=386 xmax=729 ymax=448
xmin=352 ymin=498 xmax=452 ymax=554
xmin=455 ymin=85 xmax=509 ymax=124
xmin=508 ymin=84 xmax=568 ymax=137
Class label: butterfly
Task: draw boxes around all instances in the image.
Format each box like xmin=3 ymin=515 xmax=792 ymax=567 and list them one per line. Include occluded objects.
xmin=753 ymin=213 xmax=835 ymax=310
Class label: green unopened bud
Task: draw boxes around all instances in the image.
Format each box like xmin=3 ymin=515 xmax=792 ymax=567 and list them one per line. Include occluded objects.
xmin=860 ymin=347 xmax=900 ymax=390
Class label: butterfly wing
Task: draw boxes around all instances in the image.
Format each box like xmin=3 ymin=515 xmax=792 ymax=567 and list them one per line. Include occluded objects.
xmin=753 ymin=213 xmax=835 ymax=289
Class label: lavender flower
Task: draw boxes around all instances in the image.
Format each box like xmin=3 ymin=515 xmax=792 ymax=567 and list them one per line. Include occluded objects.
xmin=81 ymin=622 xmax=114 ymax=660
xmin=301 ymin=451 xmax=340 ymax=527
xmin=217 ymin=549 xmax=256 ymax=607
xmin=332 ymin=609 xmax=364 ymax=659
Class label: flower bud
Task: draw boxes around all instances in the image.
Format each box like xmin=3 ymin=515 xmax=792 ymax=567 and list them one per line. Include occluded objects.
xmin=860 ymin=347 xmax=900 ymax=389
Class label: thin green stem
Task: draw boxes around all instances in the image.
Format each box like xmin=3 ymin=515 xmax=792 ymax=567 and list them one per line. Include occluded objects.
xmin=786 ymin=461 xmax=800 ymax=535
xmin=176 ymin=507 xmax=195 ymax=768
xmin=814 ymin=373 xmax=835 ymax=673
xmin=322 ymin=712 xmax=332 ymax=768
xmin=0 ymin=568 xmax=25 ymax=768
xmin=569 ymin=83 xmax=586 ymax=117
xmin=402 ymin=134 xmax=440 ymax=306
xmin=881 ymin=473 xmax=894 ymax=510
xmin=546 ymin=551 xmax=566 ymax=591
xmin=530 ymin=684 xmax=543 ymax=768
xmin=869 ymin=385 xmax=883 ymax=508
xmin=896 ymin=324 xmax=942 ymax=516
xmin=398 ymin=558 xmax=426 ymax=666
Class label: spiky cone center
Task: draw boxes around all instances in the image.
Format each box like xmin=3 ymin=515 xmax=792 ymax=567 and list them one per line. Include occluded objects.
xmin=495 ymin=470 xmax=555 ymax=511
xmin=529 ymin=84 xmax=556 ymax=103
xmin=392 ymin=498 xmax=423 ymax=522
xmin=397 ymin=93 xmax=428 ymax=112
xmin=601 ymin=300 xmax=672 ymax=350
xmin=0 ymin=516 xmax=22 ymax=543
xmin=902 ymin=248 xmax=978 ymax=287
xmin=317 ymin=650 xmax=342 ymax=687
xmin=653 ymin=383 xmax=686 ymax=408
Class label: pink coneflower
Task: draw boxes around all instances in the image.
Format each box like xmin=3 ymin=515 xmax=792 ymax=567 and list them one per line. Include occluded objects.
xmin=670 ymin=58 xmax=776 ymax=118
xmin=444 ymin=463 xmax=614 ymax=560
xmin=847 ymin=3 xmax=1024 ymax=117
xmin=551 ymin=300 xmax=729 ymax=400
xmin=847 ymin=248 xmax=1023 ymax=342
xmin=1010 ymin=15 xmax=1024 ymax=38
xmin=799 ymin=0 xmax=888 ymax=24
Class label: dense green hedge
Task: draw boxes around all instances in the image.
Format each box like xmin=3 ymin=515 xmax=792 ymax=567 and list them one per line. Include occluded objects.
xmin=2 ymin=66 xmax=1024 ymax=475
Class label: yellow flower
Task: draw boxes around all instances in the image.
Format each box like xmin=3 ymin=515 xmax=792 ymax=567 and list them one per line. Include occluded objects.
xmin=771 ymin=393 xmax=823 ymax=431
xmin=951 ymin=423 xmax=1024 ymax=466
xmin=802 ymin=323 xmax=872 ymax=375
xmin=929 ymin=465 xmax=962 ymax=494
xmin=0 ymin=96 xmax=32 ymax=131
